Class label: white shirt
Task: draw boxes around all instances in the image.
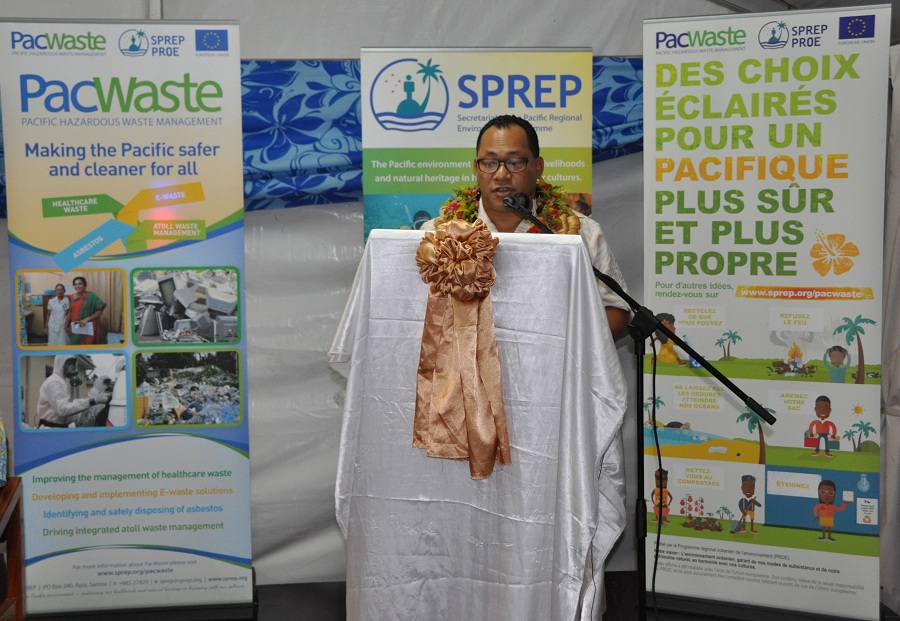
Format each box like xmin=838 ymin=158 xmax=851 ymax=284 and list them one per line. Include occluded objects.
xmin=47 ymin=296 xmax=70 ymax=332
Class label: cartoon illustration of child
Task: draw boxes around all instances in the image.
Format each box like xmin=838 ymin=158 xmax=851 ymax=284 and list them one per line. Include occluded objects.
xmin=807 ymin=395 xmax=838 ymax=458
xmin=737 ymin=475 xmax=762 ymax=534
xmin=813 ymin=479 xmax=847 ymax=542
xmin=654 ymin=313 xmax=687 ymax=366
xmin=823 ymin=346 xmax=851 ymax=383
xmin=650 ymin=469 xmax=673 ymax=524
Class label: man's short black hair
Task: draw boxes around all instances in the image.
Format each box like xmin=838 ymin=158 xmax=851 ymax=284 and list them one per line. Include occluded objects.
xmin=476 ymin=115 xmax=540 ymax=158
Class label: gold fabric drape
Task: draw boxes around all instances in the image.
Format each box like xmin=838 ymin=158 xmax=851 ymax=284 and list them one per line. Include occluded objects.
xmin=413 ymin=220 xmax=510 ymax=479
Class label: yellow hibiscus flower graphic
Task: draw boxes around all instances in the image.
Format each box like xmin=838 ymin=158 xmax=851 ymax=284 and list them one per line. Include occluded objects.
xmin=810 ymin=229 xmax=859 ymax=276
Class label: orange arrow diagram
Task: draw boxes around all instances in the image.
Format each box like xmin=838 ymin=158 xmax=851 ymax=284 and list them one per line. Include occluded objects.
xmin=117 ymin=182 xmax=205 ymax=226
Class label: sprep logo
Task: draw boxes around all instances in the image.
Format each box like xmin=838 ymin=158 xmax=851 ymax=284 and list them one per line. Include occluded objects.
xmin=370 ymin=57 xmax=449 ymax=132
xmin=118 ymin=28 xmax=148 ymax=57
xmin=758 ymin=21 xmax=788 ymax=49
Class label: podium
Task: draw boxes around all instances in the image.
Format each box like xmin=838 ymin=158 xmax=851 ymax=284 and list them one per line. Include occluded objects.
xmin=330 ymin=230 xmax=627 ymax=620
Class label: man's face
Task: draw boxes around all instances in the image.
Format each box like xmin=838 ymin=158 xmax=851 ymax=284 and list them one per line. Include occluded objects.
xmin=829 ymin=350 xmax=846 ymax=365
xmin=655 ymin=472 xmax=667 ymax=488
xmin=819 ymin=484 xmax=836 ymax=505
xmin=474 ymin=125 xmax=544 ymax=220
xmin=815 ymin=400 xmax=831 ymax=420
xmin=63 ymin=358 xmax=78 ymax=378
xmin=741 ymin=480 xmax=755 ymax=497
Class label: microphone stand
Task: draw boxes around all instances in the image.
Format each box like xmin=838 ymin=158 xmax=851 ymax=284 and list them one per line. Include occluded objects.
xmin=503 ymin=195 xmax=776 ymax=620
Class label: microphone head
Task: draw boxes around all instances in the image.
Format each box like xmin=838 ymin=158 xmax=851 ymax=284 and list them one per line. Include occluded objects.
xmin=503 ymin=192 xmax=531 ymax=215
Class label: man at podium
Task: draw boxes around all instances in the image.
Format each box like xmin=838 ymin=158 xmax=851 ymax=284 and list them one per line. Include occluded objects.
xmin=421 ymin=114 xmax=631 ymax=339
xmin=333 ymin=114 xmax=628 ymax=620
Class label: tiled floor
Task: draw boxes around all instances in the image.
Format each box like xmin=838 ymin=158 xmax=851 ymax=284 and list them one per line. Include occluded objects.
xmin=254 ymin=571 xmax=900 ymax=620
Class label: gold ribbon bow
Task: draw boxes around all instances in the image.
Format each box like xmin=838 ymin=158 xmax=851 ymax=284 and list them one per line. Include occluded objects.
xmin=413 ymin=219 xmax=511 ymax=479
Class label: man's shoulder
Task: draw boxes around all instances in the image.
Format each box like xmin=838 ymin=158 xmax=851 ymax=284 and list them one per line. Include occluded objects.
xmin=574 ymin=211 xmax=602 ymax=232
xmin=419 ymin=217 xmax=439 ymax=231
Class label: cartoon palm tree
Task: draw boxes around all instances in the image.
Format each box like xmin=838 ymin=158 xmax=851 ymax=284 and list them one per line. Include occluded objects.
xmin=834 ymin=315 xmax=876 ymax=384
xmin=851 ymin=420 xmax=877 ymax=451
xmin=716 ymin=505 xmax=733 ymax=519
xmin=842 ymin=428 xmax=859 ymax=452
xmin=642 ymin=396 xmax=664 ymax=426
xmin=736 ymin=404 xmax=775 ymax=464
xmin=415 ymin=59 xmax=443 ymax=112
xmin=774 ymin=21 xmax=787 ymax=40
xmin=715 ymin=337 xmax=727 ymax=359
xmin=722 ymin=330 xmax=742 ymax=357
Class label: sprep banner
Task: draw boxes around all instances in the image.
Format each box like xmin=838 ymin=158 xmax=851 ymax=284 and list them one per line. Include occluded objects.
xmin=0 ymin=20 xmax=252 ymax=615
xmin=643 ymin=8 xmax=887 ymax=620
xmin=361 ymin=48 xmax=592 ymax=235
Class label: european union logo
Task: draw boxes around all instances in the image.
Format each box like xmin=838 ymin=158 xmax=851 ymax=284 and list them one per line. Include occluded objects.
xmin=196 ymin=29 xmax=228 ymax=51
xmin=838 ymin=15 xmax=875 ymax=39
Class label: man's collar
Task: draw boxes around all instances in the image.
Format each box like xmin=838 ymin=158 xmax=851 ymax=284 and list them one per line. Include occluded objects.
xmin=477 ymin=197 xmax=533 ymax=234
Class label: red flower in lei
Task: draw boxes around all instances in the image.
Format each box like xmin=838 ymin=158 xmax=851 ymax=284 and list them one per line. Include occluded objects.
xmin=439 ymin=180 xmax=575 ymax=233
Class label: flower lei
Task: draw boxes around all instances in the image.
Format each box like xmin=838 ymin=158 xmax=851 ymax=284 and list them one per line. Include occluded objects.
xmin=438 ymin=179 xmax=581 ymax=234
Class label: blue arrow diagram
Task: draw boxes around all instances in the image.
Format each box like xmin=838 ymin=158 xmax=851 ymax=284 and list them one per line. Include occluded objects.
xmin=53 ymin=219 xmax=136 ymax=271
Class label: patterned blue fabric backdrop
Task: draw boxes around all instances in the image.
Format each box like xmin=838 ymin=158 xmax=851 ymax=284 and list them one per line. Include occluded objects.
xmin=0 ymin=57 xmax=642 ymax=218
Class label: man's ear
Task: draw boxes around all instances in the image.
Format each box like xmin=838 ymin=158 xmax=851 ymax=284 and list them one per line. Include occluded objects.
xmin=535 ymin=156 xmax=544 ymax=180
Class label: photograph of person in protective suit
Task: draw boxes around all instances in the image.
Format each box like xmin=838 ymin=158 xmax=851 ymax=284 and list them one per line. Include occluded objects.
xmin=36 ymin=355 xmax=111 ymax=429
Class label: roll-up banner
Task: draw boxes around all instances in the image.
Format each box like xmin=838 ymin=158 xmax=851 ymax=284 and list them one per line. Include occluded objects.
xmin=0 ymin=20 xmax=252 ymax=615
xmin=360 ymin=48 xmax=593 ymax=234
xmin=642 ymin=7 xmax=887 ymax=620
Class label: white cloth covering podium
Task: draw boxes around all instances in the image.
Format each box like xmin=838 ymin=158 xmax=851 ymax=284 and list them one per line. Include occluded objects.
xmin=330 ymin=229 xmax=627 ymax=620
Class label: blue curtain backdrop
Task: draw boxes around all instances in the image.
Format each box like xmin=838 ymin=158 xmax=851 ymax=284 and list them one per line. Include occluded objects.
xmin=0 ymin=57 xmax=642 ymax=218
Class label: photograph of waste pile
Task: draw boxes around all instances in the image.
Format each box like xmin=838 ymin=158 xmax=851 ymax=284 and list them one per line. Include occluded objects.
xmin=132 ymin=268 xmax=239 ymax=344
xmin=135 ymin=350 xmax=241 ymax=426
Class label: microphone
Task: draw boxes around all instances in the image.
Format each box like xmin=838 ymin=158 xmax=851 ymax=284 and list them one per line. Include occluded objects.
xmin=503 ymin=192 xmax=554 ymax=235
xmin=502 ymin=192 xmax=532 ymax=218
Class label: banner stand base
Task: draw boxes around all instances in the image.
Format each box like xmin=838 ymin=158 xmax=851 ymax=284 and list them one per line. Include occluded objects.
xmin=28 ymin=583 xmax=257 ymax=621
xmin=29 ymin=601 xmax=256 ymax=621
xmin=649 ymin=593 xmax=871 ymax=621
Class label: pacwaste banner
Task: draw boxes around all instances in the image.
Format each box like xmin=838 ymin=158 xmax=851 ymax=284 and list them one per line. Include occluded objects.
xmin=0 ymin=20 xmax=252 ymax=614
xmin=642 ymin=8 xmax=887 ymax=621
